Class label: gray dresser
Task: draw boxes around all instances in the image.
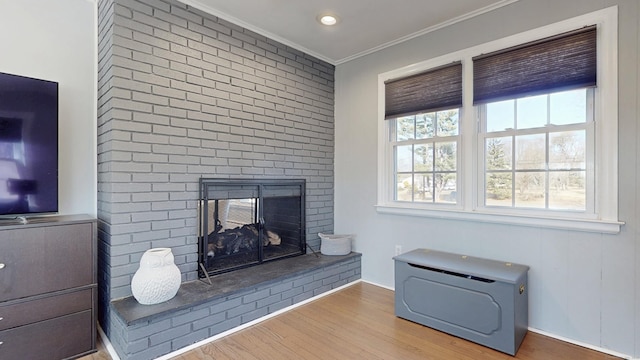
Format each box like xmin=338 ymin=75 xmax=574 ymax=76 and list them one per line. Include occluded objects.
xmin=0 ymin=215 xmax=97 ymax=360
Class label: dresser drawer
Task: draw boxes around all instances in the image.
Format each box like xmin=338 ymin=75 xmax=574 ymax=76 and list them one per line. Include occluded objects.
xmin=0 ymin=288 xmax=93 ymax=331
xmin=0 ymin=310 xmax=94 ymax=360
xmin=0 ymin=222 xmax=94 ymax=302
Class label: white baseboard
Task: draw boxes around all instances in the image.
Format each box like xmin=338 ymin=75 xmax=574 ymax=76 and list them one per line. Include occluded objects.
xmin=361 ymin=278 xmax=394 ymax=291
xmin=97 ymin=323 xmax=121 ymax=360
xmin=527 ymin=327 xmax=633 ymax=360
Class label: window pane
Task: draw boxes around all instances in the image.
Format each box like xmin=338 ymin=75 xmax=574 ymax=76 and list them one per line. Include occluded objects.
xmin=486 ymin=100 xmax=514 ymax=132
xmin=486 ymin=137 xmax=512 ymax=170
xmin=486 ymin=172 xmax=512 ymax=206
xmin=515 ymin=172 xmax=545 ymax=208
xmin=550 ymin=89 xmax=587 ymax=125
xmin=437 ymin=109 xmax=459 ymax=136
xmin=549 ymin=130 xmax=585 ymax=170
xmin=516 ymin=94 xmax=547 ymax=129
xmin=396 ymin=174 xmax=413 ymax=201
xmin=435 ymin=174 xmax=457 ymax=203
xmin=435 ymin=142 xmax=456 ymax=171
xmin=414 ymin=145 xmax=433 ymax=172
xmin=413 ymin=174 xmax=433 ymax=202
xmin=396 ymin=145 xmax=413 ymax=172
xmin=549 ymin=171 xmax=585 ymax=210
xmin=515 ymin=134 xmax=545 ymax=170
xmin=416 ymin=113 xmax=435 ymax=139
xmin=396 ymin=116 xmax=415 ymax=141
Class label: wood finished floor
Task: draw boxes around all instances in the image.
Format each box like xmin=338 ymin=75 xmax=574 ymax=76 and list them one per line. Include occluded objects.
xmin=83 ymin=282 xmax=622 ymax=360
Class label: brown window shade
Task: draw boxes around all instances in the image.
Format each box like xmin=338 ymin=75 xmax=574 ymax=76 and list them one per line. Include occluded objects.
xmin=385 ymin=62 xmax=462 ymax=119
xmin=473 ymin=26 xmax=596 ymax=104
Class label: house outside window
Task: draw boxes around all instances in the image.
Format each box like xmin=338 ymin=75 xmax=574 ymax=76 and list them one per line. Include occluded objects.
xmin=377 ymin=7 xmax=622 ymax=233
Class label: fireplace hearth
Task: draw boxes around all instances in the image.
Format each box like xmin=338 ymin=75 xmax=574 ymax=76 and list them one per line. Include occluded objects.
xmin=198 ymin=178 xmax=306 ymax=277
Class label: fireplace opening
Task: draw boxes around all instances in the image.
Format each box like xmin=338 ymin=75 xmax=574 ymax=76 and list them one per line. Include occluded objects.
xmin=198 ymin=178 xmax=306 ymax=277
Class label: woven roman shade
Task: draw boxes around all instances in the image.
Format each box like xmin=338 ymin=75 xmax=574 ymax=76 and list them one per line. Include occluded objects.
xmin=385 ymin=62 xmax=462 ymax=119
xmin=473 ymin=26 xmax=597 ymax=104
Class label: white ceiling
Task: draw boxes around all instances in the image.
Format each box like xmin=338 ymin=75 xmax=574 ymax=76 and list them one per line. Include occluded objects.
xmin=179 ymin=0 xmax=519 ymax=65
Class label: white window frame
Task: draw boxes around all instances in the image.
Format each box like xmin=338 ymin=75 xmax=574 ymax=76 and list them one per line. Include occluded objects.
xmin=376 ymin=6 xmax=623 ymax=234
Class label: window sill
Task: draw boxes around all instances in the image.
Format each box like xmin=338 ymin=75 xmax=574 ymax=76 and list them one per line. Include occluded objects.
xmin=375 ymin=204 xmax=624 ymax=234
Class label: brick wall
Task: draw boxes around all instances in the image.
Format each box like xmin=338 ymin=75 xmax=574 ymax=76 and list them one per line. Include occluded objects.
xmin=97 ymin=0 xmax=335 ymax=344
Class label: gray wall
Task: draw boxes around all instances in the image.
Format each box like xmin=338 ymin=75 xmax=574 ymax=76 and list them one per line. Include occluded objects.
xmin=97 ymin=0 xmax=335 ymax=312
xmin=334 ymin=0 xmax=639 ymax=358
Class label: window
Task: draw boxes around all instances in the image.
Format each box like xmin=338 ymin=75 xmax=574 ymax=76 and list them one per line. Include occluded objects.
xmin=479 ymin=89 xmax=593 ymax=211
xmin=394 ymin=110 xmax=459 ymax=204
xmin=384 ymin=62 xmax=462 ymax=205
xmin=377 ymin=7 xmax=621 ymax=233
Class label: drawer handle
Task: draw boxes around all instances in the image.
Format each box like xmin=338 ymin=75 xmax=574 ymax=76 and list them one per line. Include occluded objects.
xmin=0 ymin=263 xmax=4 ymax=269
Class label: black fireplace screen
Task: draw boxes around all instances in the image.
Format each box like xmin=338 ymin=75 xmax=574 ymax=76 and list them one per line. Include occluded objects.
xmin=198 ymin=178 xmax=306 ymax=277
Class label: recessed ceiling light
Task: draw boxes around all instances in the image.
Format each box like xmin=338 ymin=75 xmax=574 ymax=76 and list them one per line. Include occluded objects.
xmin=318 ymin=14 xmax=339 ymax=26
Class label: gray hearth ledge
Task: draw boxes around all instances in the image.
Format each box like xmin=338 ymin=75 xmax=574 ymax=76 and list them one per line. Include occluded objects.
xmin=112 ymin=252 xmax=361 ymax=326
xmin=108 ymin=252 xmax=361 ymax=359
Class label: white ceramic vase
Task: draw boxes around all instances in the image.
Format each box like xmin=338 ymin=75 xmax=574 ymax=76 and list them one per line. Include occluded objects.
xmin=131 ymin=248 xmax=182 ymax=305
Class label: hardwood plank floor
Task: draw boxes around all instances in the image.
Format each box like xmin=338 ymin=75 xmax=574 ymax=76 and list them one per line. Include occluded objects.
xmin=174 ymin=282 xmax=621 ymax=360
xmin=84 ymin=282 xmax=622 ymax=360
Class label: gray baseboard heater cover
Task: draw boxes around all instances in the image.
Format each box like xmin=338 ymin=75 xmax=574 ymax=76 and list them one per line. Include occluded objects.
xmin=394 ymin=248 xmax=529 ymax=356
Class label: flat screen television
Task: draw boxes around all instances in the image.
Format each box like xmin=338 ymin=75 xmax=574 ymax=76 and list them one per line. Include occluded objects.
xmin=0 ymin=71 xmax=58 ymax=217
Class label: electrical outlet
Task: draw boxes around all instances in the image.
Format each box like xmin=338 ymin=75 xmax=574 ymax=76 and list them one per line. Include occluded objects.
xmin=395 ymin=245 xmax=402 ymax=256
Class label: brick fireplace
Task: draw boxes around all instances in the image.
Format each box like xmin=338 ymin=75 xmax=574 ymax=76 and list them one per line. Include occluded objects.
xmin=199 ymin=178 xmax=306 ymax=277
xmin=96 ymin=0 xmax=358 ymax=359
